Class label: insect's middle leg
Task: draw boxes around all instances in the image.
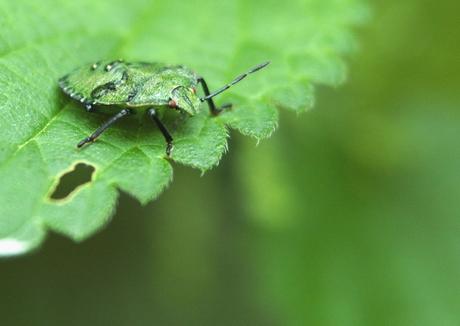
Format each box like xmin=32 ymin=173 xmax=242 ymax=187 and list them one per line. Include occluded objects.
xmin=78 ymin=108 xmax=134 ymax=148
xmin=147 ymin=108 xmax=174 ymax=156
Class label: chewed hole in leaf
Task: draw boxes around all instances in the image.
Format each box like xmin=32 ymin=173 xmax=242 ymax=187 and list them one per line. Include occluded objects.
xmin=50 ymin=163 xmax=95 ymax=200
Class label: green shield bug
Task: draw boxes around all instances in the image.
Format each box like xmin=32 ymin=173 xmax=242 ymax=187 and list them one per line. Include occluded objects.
xmin=59 ymin=60 xmax=270 ymax=155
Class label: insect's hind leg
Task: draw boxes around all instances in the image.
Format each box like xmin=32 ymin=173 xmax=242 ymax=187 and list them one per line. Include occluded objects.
xmin=147 ymin=108 xmax=174 ymax=156
xmin=77 ymin=108 xmax=134 ymax=148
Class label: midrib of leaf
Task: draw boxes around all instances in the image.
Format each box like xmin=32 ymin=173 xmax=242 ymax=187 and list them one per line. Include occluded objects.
xmin=0 ymin=59 xmax=48 ymax=98
xmin=0 ymin=102 xmax=59 ymax=173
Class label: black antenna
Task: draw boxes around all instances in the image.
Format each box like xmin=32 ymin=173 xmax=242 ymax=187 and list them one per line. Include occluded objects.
xmin=200 ymin=61 xmax=270 ymax=102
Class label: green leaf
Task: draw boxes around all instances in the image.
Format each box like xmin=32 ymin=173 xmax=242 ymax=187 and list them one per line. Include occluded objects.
xmin=0 ymin=0 xmax=369 ymax=255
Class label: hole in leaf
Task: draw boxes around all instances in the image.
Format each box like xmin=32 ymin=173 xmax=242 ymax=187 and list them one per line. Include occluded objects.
xmin=50 ymin=163 xmax=95 ymax=200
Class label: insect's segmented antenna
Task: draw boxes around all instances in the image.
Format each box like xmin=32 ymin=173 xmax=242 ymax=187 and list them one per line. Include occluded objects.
xmin=200 ymin=61 xmax=270 ymax=102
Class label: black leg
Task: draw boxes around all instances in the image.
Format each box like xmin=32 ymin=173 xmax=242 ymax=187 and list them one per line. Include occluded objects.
xmin=148 ymin=108 xmax=174 ymax=156
xmin=77 ymin=108 xmax=133 ymax=148
xmin=197 ymin=76 xmax=232 ymax=115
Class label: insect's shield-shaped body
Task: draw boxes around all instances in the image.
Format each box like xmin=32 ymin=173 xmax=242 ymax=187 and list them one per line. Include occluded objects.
xmin=59 ymin=59 xmax=270 ymax=155
xmin=59 ymin=60 xmax=202 ymax=115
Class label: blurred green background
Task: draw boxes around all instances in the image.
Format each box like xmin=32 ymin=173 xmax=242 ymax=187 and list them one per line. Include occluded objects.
xmin=2 ymin=0 xmax=460 ymax=325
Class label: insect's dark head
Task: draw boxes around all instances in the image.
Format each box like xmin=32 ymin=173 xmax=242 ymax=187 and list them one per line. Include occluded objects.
xmin=169 ymin=86 xmax=201 ymax=116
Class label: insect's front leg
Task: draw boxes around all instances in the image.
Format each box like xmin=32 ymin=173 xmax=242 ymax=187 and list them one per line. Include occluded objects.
xmin=197 ymin=77 xmax=232 ymax=115
xmin=197 ymin=61 xmax=270 ymax=115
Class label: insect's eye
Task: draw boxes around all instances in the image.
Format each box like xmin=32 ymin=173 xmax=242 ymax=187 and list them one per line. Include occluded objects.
xmin=169 ymin=99 xmax=177 ymax=108
xmin=189 ymin=87 xmax=196 ymax=94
